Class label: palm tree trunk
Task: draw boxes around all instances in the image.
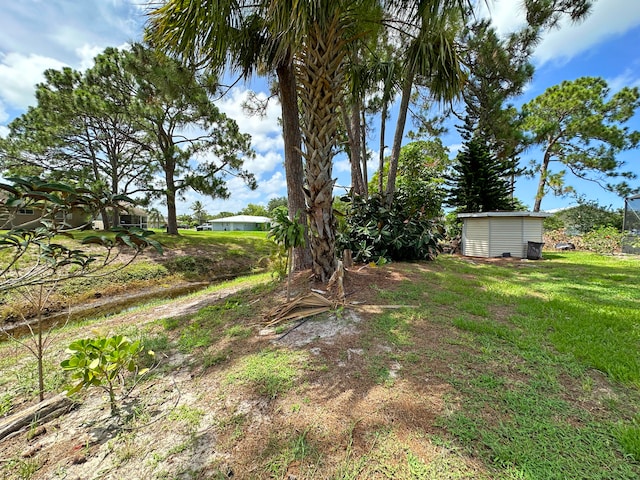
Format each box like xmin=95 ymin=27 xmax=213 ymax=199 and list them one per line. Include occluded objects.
xmin=349 ymin=100 xmax=366 ymax=197
xmin=385 ymin=70 xmax=414 ymax=206
xmin=361 ymin=107 xmax=368 ymax=198
xmin=295 ymin=17 xmax=345 ymax=282
xmin=378 ymin=101 xmax=388 ymax=194
xmin=277 ymin=62 xmax=312 ymax=270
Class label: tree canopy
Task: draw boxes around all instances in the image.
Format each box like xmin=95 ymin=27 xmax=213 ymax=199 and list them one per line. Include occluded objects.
xmin=521 ymin=76 xmax=640 ymax=211
xmin=0 ymin=44 xmax=257 ymax=235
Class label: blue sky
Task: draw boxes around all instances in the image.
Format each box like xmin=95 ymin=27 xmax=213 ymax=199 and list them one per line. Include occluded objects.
xmin=1 ymin=0 xmax=640 ymax=216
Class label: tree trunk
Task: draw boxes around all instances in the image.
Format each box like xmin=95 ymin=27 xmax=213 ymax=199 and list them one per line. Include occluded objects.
xmin=378 ymin=102 xmax=388 ymax=194
xmin=277 ymin=62 xmax=312 ymax=271
xmin=533 ymin=148 xmax=552 ymax=212
xmin=347 ymin=100 xmax=366 ymax=197
xmin=164 ymin=158 xmax=179 ymax=235
xmin=361 ymin=107 xmax=368 ymax=198
xmin=295 ymin=18 xmax=344 ymax=282
xmin=385 ymin=70 xmax=415 ymax=206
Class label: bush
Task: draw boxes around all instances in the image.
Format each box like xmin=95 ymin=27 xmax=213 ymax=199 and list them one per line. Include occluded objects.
xmin=545 ymin=201 xmax=623 ymax=235
xmin=582 ymin=226 xmax=624 ymax=255
xmin=337 ymin=194 xmax=444 ymax=263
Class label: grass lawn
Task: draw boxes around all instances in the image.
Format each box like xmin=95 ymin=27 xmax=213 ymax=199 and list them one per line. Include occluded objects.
xmin=0 ymin=229 xmax=274 ymax=322
xmin=0 ymin=250 xmax=639 ymax=479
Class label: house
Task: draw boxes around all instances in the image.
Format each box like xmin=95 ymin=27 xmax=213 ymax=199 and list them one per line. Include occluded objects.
xmin=458 ymin=211 xmax=550 ymax=259
xmin=0 ymin=203 xmax=91 ymax=231
xmin=92 ymin=207 xmax=148 ymax=230
xmin=204 ymin=215 xmax=271 ymax=231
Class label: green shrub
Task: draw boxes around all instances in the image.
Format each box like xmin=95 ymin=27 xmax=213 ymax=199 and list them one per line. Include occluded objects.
xmin=337 ymin=194 xmax=444 ymax=263
xmin=582 ymin=226 xmax=624 ymax=254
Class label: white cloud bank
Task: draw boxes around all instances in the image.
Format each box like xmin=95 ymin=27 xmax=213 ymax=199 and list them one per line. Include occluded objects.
xmin=479 ymin=0 xmax=640 ymax=65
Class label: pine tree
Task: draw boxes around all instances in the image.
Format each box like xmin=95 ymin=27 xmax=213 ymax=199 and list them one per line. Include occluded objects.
xmin=445 ymin=134 xmax=515 ymax=213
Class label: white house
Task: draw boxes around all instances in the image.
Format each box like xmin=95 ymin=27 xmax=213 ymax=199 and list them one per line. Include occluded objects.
xmin=206 ymin=215 xmax=271 ymax=231
xmin=458 ymin=211 xmax=550 ymax=259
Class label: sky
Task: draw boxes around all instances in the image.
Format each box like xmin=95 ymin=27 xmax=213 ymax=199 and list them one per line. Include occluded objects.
xmin=1 ymin=0 xmax=640 ymax=217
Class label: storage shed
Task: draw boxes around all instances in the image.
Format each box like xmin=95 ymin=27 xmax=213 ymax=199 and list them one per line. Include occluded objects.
xmin=458 ymin=212 xmax=550 ymax=259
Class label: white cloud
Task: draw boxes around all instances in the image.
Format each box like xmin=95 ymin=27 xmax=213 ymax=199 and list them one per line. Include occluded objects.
xmin=244 ymin=151 xmax=284 ymax=176
xmin=217 ymin=87 xmax=283 ymax=154
xmin=476 ymin=0 xmax=528 ymax=36
xmin=477 ymin=0 xmax=640 ymax=66
xmin=75 ymin=44 xmax=107 ymax=71
xmin=447 ymin=143 xmax=463 ymax=155
xmin=607 ymin=68 xmax=640 ymax=92
xmin=535 ymin=0 xmax=640 ymax=65
xmin=0 ymin=53 xmax=67 ymax=110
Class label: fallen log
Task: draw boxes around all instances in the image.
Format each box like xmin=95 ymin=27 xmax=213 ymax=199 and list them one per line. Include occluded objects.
xmin=0 ymin=394 xmax=74 ymax=442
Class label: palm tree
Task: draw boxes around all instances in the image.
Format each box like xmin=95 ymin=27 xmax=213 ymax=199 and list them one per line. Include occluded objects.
xmin=383 ymin=1 xmax=471 ymax=206
xmin=148 ymin=207 xmax=165 ymax=229
xmin=146 ymin=0 xmax=313 ymax=271
xmin=190 ymin=200 xmax=208 ymax=225
xmin=146 ymin=0 xmax=471 ymax=281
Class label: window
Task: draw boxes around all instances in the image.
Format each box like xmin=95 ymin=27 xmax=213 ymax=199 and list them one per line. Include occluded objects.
xmin=18 ymin=208 xmax=35 ymax=215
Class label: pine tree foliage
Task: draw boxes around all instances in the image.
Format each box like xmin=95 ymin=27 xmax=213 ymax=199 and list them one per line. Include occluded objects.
xmin=445 ymin=135 xmax=515 ymax=213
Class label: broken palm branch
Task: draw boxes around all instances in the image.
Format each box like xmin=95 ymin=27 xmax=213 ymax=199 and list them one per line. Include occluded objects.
xmin=264 ymin=291 xmax=335 ymax=327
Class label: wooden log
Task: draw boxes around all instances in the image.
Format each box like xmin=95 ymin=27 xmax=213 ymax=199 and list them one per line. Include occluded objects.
xmin=0 ymin=394 xmax=74 ymax=442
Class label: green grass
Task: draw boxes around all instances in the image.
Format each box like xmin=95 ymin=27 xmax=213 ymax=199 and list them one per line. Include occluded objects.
xmin=371 ymin=252 xmax=640 ymax=479
xmin=227 ymin=349 xmax=308 ymax=398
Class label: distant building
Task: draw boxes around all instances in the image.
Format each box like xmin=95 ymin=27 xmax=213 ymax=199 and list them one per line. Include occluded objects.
xmin=205 ymin=215 xmax=271 ymax=232
xmin=92 ymin=207 xmax=148 ymax=230
xmin=0 ymin=199 xmax=91 ymax=230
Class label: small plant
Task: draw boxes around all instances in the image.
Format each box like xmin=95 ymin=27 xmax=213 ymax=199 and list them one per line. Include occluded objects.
xmin=268 ymin=208 xmax=306 ymax=300
xmin=0 ymin=393 xmax=13 ymax=417
xmin=60 ymin=335 xmax=153 ymax=416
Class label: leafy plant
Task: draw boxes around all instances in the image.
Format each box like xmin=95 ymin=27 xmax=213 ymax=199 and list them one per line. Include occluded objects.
xmin=268 ymin=207 xmax=306 ymax=299
xmin=61 ymin=335 xmax=153 ymax=416
xmin=337 ymin=193 xmax=444 ymax=264
xmin=582 ymin=226 xmax=624 ymax=254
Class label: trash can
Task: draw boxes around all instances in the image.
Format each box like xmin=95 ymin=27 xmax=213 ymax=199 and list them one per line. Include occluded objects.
xmin=526 ymin=241 xmax=544 ymax=260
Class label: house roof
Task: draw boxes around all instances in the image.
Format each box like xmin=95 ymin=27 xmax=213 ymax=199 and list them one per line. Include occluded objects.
xmin=457 ymin=211 xmax=551 ymax=218
xmin=209 ymin=215 xmax=271 ymax=223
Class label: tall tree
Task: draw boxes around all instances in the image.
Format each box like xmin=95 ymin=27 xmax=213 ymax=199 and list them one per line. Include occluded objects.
xmin=521 ymin=77 xmax=640 ymax=211
xmin=445 ymin=134 xmax=515 ymax=213
xmin=383 ymin=0 xmax=593 ymax=205
xmin=190 ymin=200 xmax=208 ymax=225
xmin=122 ymin=44 xmax=256 ymax=234
xmin=146 ymin=0 xmax=313 ymax=270
xmin=458 ymin=20 xmax=534 ymax=179
xmin=384 ymin=1 xmax=469 ymax=206
xmin=0 ymin=63 xmax=153 ymax=229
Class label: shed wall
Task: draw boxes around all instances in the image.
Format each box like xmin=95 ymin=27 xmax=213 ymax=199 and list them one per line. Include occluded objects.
xmin=488 ymin=218 xmax=523 ymax=257
xmin=462 ymin=218 xmax=489 ymax=257
xmin=460 ymin=215 xmax=545 ymax=258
